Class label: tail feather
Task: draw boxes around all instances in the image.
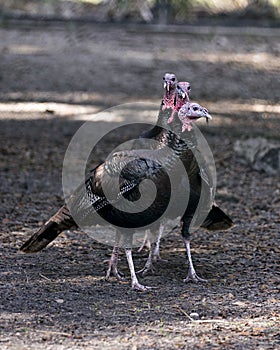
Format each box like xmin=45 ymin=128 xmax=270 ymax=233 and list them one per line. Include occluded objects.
xmin=201 ymin=204 xmax=233 ymax=231
xmin=20 ymin=205 xmax=76 ymax=253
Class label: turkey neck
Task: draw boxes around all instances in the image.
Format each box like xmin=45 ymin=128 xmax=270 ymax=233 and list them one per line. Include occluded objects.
xmin=142 ymin=103 xmax=188 ymax=141
xmin=152 ymin=105 xmax=196 ymax=153
xmin=139 ymin=101 xmax=169 ymax=135
xmin=148 ymin=120 xmax=196 ymax=173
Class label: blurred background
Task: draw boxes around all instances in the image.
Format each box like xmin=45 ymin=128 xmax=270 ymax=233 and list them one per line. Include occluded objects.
xmin=0 ymin=0 xmax=279 ymax=107
xmin=1 ymin=0 xmax=280 ymax=24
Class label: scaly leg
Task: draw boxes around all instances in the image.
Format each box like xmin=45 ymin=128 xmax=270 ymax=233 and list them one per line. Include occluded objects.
xmin=138 ymin=229 xmax=151 ymax=252
xmin=183 ymin=239 xmax=207 ymax=283
xmin=138 ymin=223 xmax=166 ymax=276
xmin=105 ymin=231 xmax=124 ymax=281
xmin=125 ymin=248 xmax=154 ymax=291
xmin=153 ymin=223 xmax=165 ymax=262
xmin=137 ymin=241 xmax=156 ymax=276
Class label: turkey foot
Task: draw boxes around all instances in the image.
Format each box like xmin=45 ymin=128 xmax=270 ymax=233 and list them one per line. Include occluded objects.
xmin=183 ymin=268 xmax=208 ymax=283
xmin=126 ymin=248 xmax=156 ymax=291
xmin=131 ymin=281 xmax=156 ymax=291
xmin=137 ymin=258 xmax=156 ymax=276
xmin=183 ymin=239 xmax=207 ymax=283
xmin=105 ymin=244 xmax=124 ymax=281
xmin=105 ymin=259 xmax=124 ymax=281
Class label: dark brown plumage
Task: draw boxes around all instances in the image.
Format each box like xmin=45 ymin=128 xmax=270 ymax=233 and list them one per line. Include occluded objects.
xmin=20 ymin=73 xmax=233 ymax=290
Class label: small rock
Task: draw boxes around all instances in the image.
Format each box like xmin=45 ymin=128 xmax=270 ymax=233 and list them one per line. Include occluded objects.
xmin=55 ymin=299 xmax=64 ymax=304
xmin=234 ymin=137 xmax=280 ymax=175
xmin=190 ymin=312 xmax=200 ymax=320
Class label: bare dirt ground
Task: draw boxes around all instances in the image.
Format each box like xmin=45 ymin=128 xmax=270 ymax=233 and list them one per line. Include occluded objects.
xmin=0 ymin=20 xmax=279 ymax=349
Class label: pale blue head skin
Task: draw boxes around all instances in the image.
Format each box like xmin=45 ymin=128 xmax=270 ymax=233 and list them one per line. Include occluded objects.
xmin=163 ymin=73 xmax=178 ymax=92
xmin=178 ymin=102 xmax=212 ymax=132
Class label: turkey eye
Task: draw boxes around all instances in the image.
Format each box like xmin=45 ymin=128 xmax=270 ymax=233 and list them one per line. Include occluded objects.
xmin=193 ymin=106 xmax=198 ymax=111
xmin=163 ymin=76 xmax=165 ymax=80
xmin=188 ymin=86 xmax=191 ymax=90
xmin=171 ymin=77 xmax=175 ymax=82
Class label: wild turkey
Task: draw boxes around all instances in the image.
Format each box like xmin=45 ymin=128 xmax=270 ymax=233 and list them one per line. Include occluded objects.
xmin=20 ymin=98 xmax=213 ymax=290
xmin=20 ymin=73 xmax=233 ymax=289
xmin=137 ymin=74 xmax=192 ymax=265
xmin=136 ymin=75 xmax=233 ymax=279
xmin=105 ymin=72 xmax=191 ymax=279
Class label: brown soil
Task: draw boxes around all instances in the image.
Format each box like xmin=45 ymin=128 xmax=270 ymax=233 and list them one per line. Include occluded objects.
xmin=0 ymin=20 xmax=279 ymax=349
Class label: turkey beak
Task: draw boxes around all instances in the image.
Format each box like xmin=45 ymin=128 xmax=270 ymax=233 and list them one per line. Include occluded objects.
xmin=164 ymin=82 xmax=170 ymax=91
xmin=202 ymin=110 xmax=212 ymax=122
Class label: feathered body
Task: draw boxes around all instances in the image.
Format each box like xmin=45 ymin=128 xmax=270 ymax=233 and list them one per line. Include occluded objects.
xmin=20 ymin=72 xmax=233 ymax=289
